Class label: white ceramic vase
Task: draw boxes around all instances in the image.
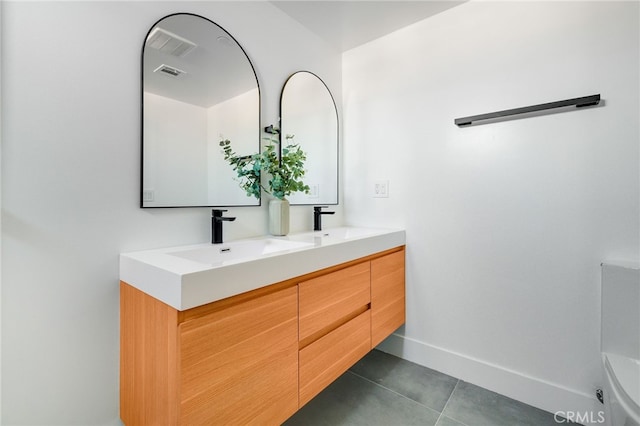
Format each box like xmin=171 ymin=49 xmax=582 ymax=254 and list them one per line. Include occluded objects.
xmin=269 ymin=198 xmax=290 ymax=236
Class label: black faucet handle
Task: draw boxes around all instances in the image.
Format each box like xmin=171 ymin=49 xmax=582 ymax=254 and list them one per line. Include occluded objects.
xmin=211 ymin=210 xmax=235 ymax=244
xmin=313 ymin=206 xmax=334 ymax=231
xmin=314 ymin=206 xmax=335 ymax=215
xmin=213 ymin=209 xmax=236 ymax=222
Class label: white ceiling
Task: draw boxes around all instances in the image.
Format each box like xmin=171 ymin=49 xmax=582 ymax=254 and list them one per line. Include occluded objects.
xmin=270 ymin=1 xmax=466 ymax=52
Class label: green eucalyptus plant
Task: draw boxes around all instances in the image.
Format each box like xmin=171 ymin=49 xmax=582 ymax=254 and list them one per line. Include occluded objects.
xmin=220 ymin=131 xmax=310 ymax=200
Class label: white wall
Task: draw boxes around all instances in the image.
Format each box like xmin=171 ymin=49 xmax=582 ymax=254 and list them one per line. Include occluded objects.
xmin=343 ymin=0 xmax=639 ymax=419
xmin=1 ymin=1 xmax=342 ymax=424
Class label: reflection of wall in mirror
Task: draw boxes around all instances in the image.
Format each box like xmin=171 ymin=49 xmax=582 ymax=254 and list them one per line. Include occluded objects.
xmin=284 ymin=79 xmax=338 ymax=204
xmin=143 ymin=92 xmax=207 ymax=206
xmin=143 ymin=89 xmax=259 ymax=206
xmin=207 ymin=87 xmax=260 ymax=205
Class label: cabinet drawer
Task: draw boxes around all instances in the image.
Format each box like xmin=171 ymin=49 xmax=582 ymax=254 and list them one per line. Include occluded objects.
xmin=179 ymin=286 xmax=298 ymax=425
xmin=299 ymin=309 xmax=371 ymax=407
xmin=299 ymin=262 xmax=370 ymax=343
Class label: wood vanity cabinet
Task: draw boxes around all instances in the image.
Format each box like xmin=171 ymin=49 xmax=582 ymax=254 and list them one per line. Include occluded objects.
xmin=371 ymin=249 xmax=406 ymax=347
xmin=120 ymin=245 xmax=405 ymax=425
xmin=120 ymin=282 xmax=298 ymax=426
xmin=298 ymin=262 xmax=372 ymax=406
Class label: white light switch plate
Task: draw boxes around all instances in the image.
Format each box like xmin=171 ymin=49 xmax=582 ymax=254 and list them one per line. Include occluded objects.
xmin=373 ymin=180 xmax=389 ymax=198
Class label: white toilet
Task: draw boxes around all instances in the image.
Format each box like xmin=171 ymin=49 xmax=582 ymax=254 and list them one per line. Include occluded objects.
xmin=601 ymin=262 xmax=640 ymax=426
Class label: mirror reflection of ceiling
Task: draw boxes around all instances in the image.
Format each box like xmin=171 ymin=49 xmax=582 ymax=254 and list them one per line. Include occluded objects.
xmin=143 ymin=14 xmax=256 ymax=108
xmin=270 ymin=1 xmax=466 ymax=52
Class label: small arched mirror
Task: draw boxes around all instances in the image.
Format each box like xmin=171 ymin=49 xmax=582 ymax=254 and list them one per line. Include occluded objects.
xmin=142 ymin=13 xmax=260 ymax=207
xmin=280 ymin=71 xmax=338 ymax=205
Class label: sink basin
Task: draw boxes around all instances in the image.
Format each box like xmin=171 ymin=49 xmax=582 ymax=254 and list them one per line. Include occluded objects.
xmin=169 ymin=238 xmax=313 ymax=266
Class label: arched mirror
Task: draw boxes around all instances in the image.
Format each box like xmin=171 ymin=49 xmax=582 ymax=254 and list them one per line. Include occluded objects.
xmin=141 ymin=13 xmax=260 ymax=207
xmin=280 ymin=71 xmax=338 ymax=205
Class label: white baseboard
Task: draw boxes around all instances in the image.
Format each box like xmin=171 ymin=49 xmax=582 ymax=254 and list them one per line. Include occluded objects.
xmin=376 ymin=333 xmax=604 ymax=426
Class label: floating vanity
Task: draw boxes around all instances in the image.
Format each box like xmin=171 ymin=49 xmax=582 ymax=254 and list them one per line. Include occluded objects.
xmin=120 ymin=227 xmax=406 ymax=425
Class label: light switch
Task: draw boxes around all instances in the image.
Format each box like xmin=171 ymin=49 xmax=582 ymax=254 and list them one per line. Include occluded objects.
xmin=373 ymin=180 xmax=389 ymax=198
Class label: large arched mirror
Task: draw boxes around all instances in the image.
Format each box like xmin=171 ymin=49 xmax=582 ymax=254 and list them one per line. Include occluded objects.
xmin=280 ymin=71 xmax=338 ymax=205
xmin=141 ymin=13 xmax=260 ymax=207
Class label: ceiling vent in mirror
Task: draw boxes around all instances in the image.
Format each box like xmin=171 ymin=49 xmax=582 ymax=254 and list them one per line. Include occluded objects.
xmin=153 ymin=64 xmax=186 ymax=78
xmin=147 ymin=27 xmax=196 ymax=58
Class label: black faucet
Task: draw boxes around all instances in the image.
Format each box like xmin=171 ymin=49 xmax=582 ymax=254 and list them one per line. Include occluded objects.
xmin=313 ymin=206 xmax=335 ymax=231
xmin=212 ymin=209 xmax=236 ymax=244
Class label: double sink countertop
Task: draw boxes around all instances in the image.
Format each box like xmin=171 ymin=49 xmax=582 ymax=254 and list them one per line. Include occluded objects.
xmin=120 ymin=227 xmax=406 ymax=311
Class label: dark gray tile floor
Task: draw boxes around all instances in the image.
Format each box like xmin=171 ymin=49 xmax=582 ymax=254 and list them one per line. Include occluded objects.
xmin=285 ymin=349 xmax=575 ymax=426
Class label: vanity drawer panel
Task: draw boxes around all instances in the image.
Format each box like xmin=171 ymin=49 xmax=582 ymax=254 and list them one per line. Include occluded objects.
xmin=371 ymin=250 xmax=406 ymax=348
xmin=299 ymin=309 xmax=371 ymax=407
xmin=299 ymin=262 xmax=370 ymax=343
xmin=180 ymin=285 xmax=297 ymax=368
xmin=179 ymin=285 xmax=298 ymax=426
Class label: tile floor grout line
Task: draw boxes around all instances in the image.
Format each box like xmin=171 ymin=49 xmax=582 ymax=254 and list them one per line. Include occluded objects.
xmin=346 ymin=370 xmax=443 ymax=419
xmin=434 ymin=379 xmax=471 ymax=426
xmin=434 ymin=379 xmax=457 ymax=425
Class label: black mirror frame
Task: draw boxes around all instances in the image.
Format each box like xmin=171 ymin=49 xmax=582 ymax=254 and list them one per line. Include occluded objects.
xmin=279 ymin=70 xmax=339 ymax=206
xmin=140 ymin=13 xmax=262 ymax=208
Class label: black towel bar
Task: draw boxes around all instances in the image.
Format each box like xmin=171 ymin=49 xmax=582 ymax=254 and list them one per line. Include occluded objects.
xmin=455 ymin=94 xmax=601 ymax=127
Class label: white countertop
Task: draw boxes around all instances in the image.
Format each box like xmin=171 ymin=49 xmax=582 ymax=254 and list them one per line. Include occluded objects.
xmin=120 ymin=227 xmax=406 ymax=311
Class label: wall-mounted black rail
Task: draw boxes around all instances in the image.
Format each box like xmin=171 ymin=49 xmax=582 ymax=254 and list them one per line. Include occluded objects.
xmin=454 ymin=94 xmax=601 ymax=127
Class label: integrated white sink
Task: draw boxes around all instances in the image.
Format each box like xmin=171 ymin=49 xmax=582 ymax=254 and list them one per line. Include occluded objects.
xmin=169 ymin=238 xmax=314 ymax=266
xmin=120 ymin=226 xmax=405 ymax=311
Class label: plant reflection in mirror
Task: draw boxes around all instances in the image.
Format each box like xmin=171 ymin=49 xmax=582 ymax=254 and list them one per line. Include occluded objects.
xmin=220 ymin=130 xmax=310 ymax=200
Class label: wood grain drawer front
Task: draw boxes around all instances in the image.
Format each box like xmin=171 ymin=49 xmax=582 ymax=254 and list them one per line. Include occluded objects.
xmin=299 ymin=309 xmax=371 ymax=407
xmin=299 ymin=262 xmax=370 ymax=343
xmin=371 ymin=250 xmax=406 ymax=348
xmin=179 ymin=285 xmax=298 ymax=426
